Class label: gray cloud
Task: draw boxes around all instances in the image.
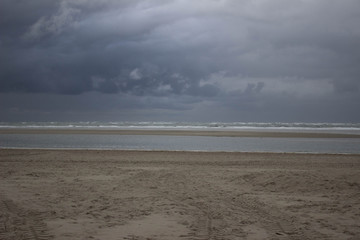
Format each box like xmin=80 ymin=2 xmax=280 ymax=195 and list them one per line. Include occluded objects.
xmin=1 ymin=0 xmax=360 ymax=122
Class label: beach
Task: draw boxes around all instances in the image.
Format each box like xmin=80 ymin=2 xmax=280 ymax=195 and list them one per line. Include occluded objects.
xmin=1 ymin=128 xmax=360 ymax=138
xmin=1 ymin=149 xmax=360 ymax=239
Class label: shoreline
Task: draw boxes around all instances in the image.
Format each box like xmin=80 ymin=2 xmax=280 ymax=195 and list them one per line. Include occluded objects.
xmin=1 ymin=147 xmax=360 ymax=156
xmin=1 ymin=128 xmax=360 ymax=138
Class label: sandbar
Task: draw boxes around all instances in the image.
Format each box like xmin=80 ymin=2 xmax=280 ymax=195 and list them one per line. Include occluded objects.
xmin=1 ymin=128 xmax=360 ymax=138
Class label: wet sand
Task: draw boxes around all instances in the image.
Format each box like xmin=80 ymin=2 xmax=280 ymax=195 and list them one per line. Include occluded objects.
xmin=1 ymin=149 xmax=360 ymax=239
xmin=1 ymin=128 xmax=360 ymax=138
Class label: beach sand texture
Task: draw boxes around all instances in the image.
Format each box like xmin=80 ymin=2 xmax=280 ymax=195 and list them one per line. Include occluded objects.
xmin=1 ymin=149 xmax=360 ymax=239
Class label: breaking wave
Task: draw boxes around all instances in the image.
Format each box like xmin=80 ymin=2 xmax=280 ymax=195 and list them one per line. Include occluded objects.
xmin=1 ymin=121 xmax=360 ymax=132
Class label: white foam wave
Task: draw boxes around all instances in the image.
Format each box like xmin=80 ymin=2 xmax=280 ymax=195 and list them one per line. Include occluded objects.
xmin=1 ymin=121 xmax=360 ymax=133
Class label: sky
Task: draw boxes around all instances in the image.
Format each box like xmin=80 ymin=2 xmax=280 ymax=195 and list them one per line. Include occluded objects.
xmin=1 ymin=0 xmax=360 ymax=122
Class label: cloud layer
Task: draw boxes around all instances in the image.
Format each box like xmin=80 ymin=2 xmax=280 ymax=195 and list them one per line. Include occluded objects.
xmin=1 ymin=0 xmax=360 ymax=121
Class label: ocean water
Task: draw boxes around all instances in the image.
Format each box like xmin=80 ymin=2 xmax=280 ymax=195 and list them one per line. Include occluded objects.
xmin=1 ymin=122 xmax=360 ymax=153
xmin=1 ymin=121 xmax=360 ymax=133
xmin=1 ymin=134 xmax=360 ymax=154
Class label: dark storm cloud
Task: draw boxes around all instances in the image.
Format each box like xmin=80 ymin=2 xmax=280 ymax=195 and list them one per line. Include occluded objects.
xmin=1 ymin=0 xmax=360 ymax=121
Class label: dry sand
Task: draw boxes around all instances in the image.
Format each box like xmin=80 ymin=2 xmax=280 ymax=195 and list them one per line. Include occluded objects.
xmin=1 ymin=149 xmax=360 ymax=239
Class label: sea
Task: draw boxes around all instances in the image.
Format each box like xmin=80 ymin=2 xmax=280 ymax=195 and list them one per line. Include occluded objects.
xmin=1 ymin=122 xmax=360 ymax=154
